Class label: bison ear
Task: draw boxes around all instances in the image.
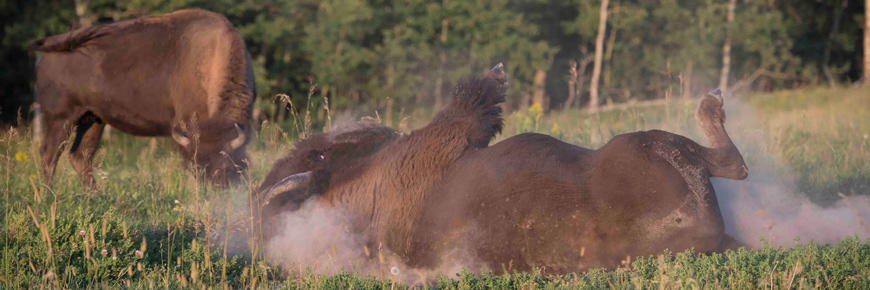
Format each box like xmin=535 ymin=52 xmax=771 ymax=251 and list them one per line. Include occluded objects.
xmin=486 ymin=62 xmax=508 ymax=87
xmin=262 ymin=171 xmax=314 ymax=206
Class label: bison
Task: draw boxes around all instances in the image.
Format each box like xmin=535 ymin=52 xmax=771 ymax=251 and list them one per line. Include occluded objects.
xmin=259 ymin=67 xmax=747 ymax=274
xmin=32 ymin=9 xmax=255 ymax=186
xmin=410 ymin=88 xmax=749 ymax=273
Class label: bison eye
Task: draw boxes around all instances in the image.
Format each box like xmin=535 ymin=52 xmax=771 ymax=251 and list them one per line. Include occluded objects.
xmin=675 ymin=218 xmax=683 ymax=223
xmin=306 ymin=150 xmax=326 ymax=162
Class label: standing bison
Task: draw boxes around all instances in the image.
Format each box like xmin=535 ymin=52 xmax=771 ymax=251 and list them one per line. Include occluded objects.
xmin=32 ymin=9 xmax=256 ymax=186
xmin=259 ymin=66 xmax=747 ymax=274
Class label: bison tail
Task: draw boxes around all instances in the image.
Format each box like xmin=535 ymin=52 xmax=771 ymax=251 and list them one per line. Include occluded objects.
xmin=438 ymin=64 xmax=508 ymax=148
xmin=31 ymin=25 xmax=114 ymax=53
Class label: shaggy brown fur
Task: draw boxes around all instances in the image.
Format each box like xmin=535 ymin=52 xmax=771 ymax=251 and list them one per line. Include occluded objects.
xmin=321 ymin=75 xmax=506 ymax=256
xmin=411 ymin=89 xmax=748 ymax=273
xmin=259 ymin=69 xmax=507 ymax=261
xmin=261 ymin=88 xmax=747 ymax=274
xmin=254 ymin=121 xmax=399 ymax=236
xmin=33 ymin=9 xmax=256 ymax=186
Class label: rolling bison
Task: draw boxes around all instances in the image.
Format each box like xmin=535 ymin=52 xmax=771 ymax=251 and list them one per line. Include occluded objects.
xmin=411 ymin=88 xmax=748 ymax=273
xmin=32 ymin=9 xmax=255 ymax=186
xmin=259 ymin=66 xmax=748 ymax=274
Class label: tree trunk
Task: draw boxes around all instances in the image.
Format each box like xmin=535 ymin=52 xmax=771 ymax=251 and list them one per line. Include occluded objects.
xmin=863 ymin=0 xmax=870 ymax=86
xmin=564 ymin=55 xmax=593 ymax=109
xmin=603 ymin=28 xmax=617 ymax=88
xmin=320 ymin=86 xmax=330 ymax=113
xmin=822 ymin=0 xmax=848 ymax=88
xmin=520 ymin=93 xmax=531 ymax=111
xmin=434 ymin=74 xmax=444 ymax=109
xmin=275 ymin=99 xmax=287 ymax=122
xmin=415 ymin=75 xmax=425 ymax=111
xmin=74 ymin=0 xmax=93 ymax=27
xmin=575 ymin=59 xmax=591 ymax=108
xmin=566 ymin=61 xmax=577 ymax=110
xmin=719 ymin=0 xmax=736 ymax=91
xmin=532 ymin=69 xmax=547 ymax=108
xmin=385 ymin=98 xmax=394 ymax=126
xmin=589 ymin=0 xmax=610 ymax=112
xmin=681 ymin=61 xmax=693 ymax=100
xmin=385 ymin=65 xmax=395 ymax=126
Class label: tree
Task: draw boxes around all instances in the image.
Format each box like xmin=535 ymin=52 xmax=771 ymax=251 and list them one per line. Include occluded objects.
xmin=865 ymin=0 xmax=870 ymax=86
xmin=719 ymin=0 xmax=736 ymax=91
xmin=304 ymin=0 xmax=377 ymax=111
xmin=588 ymin=0 xmax=609 ymax=112
xmin=822 ymin=0 xmax=849 ymax=88
xmin=563 ymin=52 xmax=592 ymax=109
xmin=378 ymin=0 xmax=555 ymax=112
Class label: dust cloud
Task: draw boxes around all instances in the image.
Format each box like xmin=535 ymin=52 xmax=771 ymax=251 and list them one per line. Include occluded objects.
xmin=264 ymin=198 xmax=479 ymax=284
xmin=712 ymin=97 xmax=870 ymax=247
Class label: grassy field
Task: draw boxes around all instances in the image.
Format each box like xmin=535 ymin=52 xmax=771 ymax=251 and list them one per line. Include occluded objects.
xmin=1 ymin=86 xmax=869 ymax=288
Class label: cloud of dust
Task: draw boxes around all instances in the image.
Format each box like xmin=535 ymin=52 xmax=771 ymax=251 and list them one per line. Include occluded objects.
xmin=712 ymin=97 xmax=870 ymax=247
xmin=265 ymin=198 xmax=480 ymax=285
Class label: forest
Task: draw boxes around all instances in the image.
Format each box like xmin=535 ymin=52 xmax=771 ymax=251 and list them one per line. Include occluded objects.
xmin=1 ymin=0 xmax=867 ymax=125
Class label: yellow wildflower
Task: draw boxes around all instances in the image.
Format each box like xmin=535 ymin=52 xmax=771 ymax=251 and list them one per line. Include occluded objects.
xmin=529 ymin=103 xmax=543 ymax=115
xmin=551 ymin=122 xmax=561 ymax=135
xmin=14 ymin=151 xmax=28 ymax=162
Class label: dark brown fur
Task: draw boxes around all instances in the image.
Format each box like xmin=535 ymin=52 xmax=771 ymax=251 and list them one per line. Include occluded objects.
xmin=258 ymin=74 xmax=507 ymax=257
xmin=262 ymin=88 xmax=747 ymax=274
xmin=254 ymin=121 xmax=399 ymax=236
xmin=410 ymin=90 xmax=748 ymax=273
xmin=33 ymin=9 xmax=256 ymax=186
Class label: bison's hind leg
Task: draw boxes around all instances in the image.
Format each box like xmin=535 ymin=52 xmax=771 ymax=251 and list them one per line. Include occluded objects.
xmin=695 ymin=89 xmax=749 ymax=180
xmin=69 ymin=112 xmax=106 ymax=189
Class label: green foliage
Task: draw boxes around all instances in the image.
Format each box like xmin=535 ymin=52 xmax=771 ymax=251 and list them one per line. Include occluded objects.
xmin=747 ymin=87 xmax=870 ymax=205
xmin=2 ymin=0 xmax=866 ymax=124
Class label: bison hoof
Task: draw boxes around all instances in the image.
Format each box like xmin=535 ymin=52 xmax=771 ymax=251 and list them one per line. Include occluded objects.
xmin=706 ymin=88 xmax=725 ymax=105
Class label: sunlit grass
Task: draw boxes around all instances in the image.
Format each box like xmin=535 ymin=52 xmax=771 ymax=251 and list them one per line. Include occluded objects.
xmin=1 ymin=86 xmax=869 ymax=288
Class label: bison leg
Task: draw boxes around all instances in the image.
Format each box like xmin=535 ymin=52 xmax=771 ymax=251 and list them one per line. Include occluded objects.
xmin=40 ymin=117 xmax=73 ymax=186
xmin=695 ymin=89 xmax=749 ymax=180
xmin=69 ymin=113 xmax=105 ymax=189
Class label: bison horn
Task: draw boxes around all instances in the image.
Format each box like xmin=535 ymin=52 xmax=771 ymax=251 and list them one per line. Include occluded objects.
xmin=229 ymin=124 xmax=246 ymax=150
xmin=171 ymin=129 xmax=192 ymax=147
xmin=262 ymin=171 xmax=314 ymax=205
xmin=487 ymin=62 xmax=509 ymax=87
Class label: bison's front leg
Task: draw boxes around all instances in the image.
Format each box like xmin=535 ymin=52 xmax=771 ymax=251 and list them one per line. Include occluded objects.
xmin=39 ymin=116 xmax=73 ymax=187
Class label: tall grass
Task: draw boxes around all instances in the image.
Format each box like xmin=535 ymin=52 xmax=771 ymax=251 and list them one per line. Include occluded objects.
xmin=1 ymin=86 xmax=868 ymax=288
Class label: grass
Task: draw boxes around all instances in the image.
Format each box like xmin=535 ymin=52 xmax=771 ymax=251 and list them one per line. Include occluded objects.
xmin=1 ymin=86 xmax=869 ymax=288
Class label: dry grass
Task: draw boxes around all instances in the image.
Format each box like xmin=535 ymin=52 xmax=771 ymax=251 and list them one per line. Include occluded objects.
xmin=0 ymin=86 xmax=868 ymax=288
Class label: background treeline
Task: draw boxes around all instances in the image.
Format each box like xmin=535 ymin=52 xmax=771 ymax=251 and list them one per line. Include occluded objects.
xmin=1 ymin=0 xmax=867 ymax=124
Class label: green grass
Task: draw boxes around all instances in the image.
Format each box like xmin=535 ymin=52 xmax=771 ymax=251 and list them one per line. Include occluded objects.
xmin=1 ymin=86 xmax=869 ymax=288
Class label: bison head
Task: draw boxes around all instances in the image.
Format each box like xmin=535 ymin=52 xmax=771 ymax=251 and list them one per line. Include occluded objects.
xmin=255 ymin=121 xmax=399 ymax=220
xmin=171 ymin=120 xmax=249 ymax=184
